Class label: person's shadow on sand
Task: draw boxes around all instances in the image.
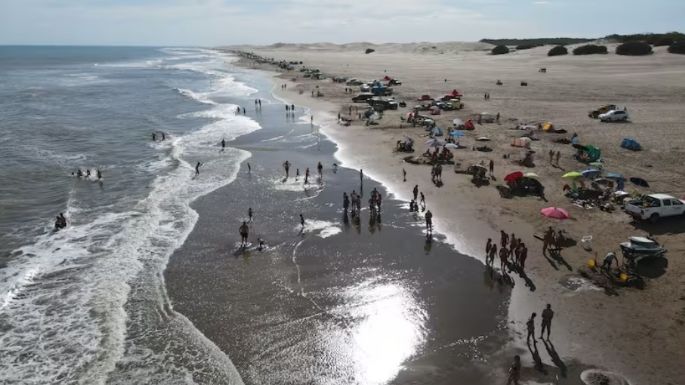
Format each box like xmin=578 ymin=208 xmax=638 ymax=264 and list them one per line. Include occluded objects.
xmin=528 ymin=341 xmax=548 ymax=375
xmin=543 ymin=339 xmax=567 ymax=378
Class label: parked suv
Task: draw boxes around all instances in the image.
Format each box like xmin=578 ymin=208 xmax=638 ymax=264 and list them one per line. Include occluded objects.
xmin=599 ymin=110 xmax=629 ymax=122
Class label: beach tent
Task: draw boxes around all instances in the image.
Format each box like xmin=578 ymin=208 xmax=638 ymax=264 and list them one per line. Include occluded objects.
xmin=450 ymin=130 xmax=465 ymax=138
xmin=464 ymin=119 xmax=475 ymax=130
xmin=452 ymin=118 xmax=464 ymax=127
xmin=574 ymin=144 xmax=601 ymax=163
xmin=431 ymin=126 xmax=444 ymax=137
xmin=512 ymin=137 xmax=532 ymax=148
xmin=630 ymin=177 xmax=649 ymax=188
xmin=620 ymin=138 xmax=642 ymax=151
xmin=542 ymin=122 xmax=555 ymax=132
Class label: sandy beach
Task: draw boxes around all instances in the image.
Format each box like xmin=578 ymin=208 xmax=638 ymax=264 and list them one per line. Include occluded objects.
xmin=228 ymin=42 xmax=685 ymax=384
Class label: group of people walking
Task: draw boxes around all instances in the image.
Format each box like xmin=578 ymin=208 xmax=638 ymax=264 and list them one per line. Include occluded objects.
xmin=486 ymin=230 xmax=529 ymax=273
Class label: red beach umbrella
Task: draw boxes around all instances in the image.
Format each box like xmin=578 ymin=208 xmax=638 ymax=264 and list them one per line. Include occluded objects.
xmin=504 ymin=171 xmax=524 ymax=183
xmin=540 ymin=207 xmax=570 ymax=220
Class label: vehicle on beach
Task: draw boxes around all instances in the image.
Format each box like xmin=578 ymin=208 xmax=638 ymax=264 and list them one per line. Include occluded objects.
xmin=346 ymin=78 xmax=364 ymax=86
xmin=620 ymin=236 xmax=667 ymax=265
xmin=368 ymin=97 xmax=398 ymax=111
xmin=599 ymin=110 xmax=629 ymax=122
xmin=624 ymin=193 xmax=685 ymax=222
xmin=588 ymin=104 xmax=617 ymax=118
xmin=352 ymin=93 xmax=374 ymax=103
xmin=417 ymin=94 xmax=433 ymax=101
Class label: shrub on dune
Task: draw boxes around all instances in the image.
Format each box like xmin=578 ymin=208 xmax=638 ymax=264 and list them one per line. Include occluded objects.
xmin=616 ymin=42 xmax=653 ymax=56
xmin=572 ymin=44 xmax=608 ymax=55
xmin=668 ymin=41 xmax=685 ymax=54
xmin=547 ymin=45 xmax=568 ymax=56
xmin=491 ymin=45 xmax=510 ymax=55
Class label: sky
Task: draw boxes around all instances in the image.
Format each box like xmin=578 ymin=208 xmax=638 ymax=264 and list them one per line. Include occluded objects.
xmin=0 ymin=0 xmax=683 ymax=46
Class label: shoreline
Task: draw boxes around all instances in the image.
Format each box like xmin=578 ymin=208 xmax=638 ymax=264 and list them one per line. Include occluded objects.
xmin=227 ymin=47 xmax=685 ymax=385
xmin=164 ymin=65 xmax=516 ymax=384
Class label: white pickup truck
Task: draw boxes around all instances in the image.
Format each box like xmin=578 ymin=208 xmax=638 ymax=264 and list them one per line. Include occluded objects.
xmin=624 ymin=193 xmax=685 ymax=222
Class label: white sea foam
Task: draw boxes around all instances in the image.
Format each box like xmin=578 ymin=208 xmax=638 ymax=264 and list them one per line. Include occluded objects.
xmin=295 ymin=219 xmax=342 ymax=238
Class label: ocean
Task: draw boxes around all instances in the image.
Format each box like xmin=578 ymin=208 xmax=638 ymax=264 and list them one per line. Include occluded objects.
xmin=0 ymin=46 xmax=509 ymax=385
xmin=0 ymin=46 xmax=256 ymax=384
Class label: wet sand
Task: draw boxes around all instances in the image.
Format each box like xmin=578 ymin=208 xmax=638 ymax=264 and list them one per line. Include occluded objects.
xmin=165 ymin=97 xmax=514 ymax=384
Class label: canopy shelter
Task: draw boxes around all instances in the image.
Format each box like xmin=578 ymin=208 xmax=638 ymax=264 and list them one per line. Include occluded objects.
xmin=573 ymin=144 xmax=601 ymax=163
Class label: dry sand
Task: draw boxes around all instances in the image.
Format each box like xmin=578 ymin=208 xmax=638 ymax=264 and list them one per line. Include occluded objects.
xmin=227 ymin=42 xmax=685 ymax=384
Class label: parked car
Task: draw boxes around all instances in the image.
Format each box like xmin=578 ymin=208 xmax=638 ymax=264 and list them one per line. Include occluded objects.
xmin=588 ymin=104 xmax=617 ymax=119
xmin=368 ymin=97 xmax=398 ymax=111
xmin=417 ymin=94 xmax=433 ymax=101
xmin=352 ymin=93 xmax=374 ymax=103
xmin=599 ymin=110 xmax=629 ymax=122
xmin=624 ymin=193 xmax=685 ymax=222
xmin=346 ymin=78 xmax=364 ymax=86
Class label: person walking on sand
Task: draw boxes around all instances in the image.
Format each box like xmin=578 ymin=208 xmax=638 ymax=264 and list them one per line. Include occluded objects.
xmin=248 ymin=207 xmax=253 ymax=223
xmin=519 ymin=243 xmax=528 ymax=270
xmin=239 ymin=221 xmax=249 ymax=248
xmin=420 ymin=192 xmax=426 ymax=211
xmin=402 ymin=168 xmax=407 ymax=182
xmin=489 ymin=243 xmax=497 ymax=267
xmin=317 ymin=161 xmax=323 ymax=178
xmin=548 ymin=149 xmax=554 ymax=164
xmin=543 ymin=226 xmax=554 ymax=255
xmin=283 ymin=160 xmax=291 ymax=179
xmin=499 ymin=245 xmax=508 ymax=272
xmin=195 ymin=162 xmax=202 ymax=175
xmin=555 ymin=150 xmax=561 ymax=166
xmin=500 ymin=230 xmax=508 ymax=248
xmin=425 ymin=210 xmax=433 ymax=233
xmin=242 ymin=107 xmax=246 ymax=114
xmin=526 ymin=313 xmax=537 ymax=345
xmin=540 ymin=304 xmax=554 ymax=340
xmin=413 ymin=185 xmax=419 ymax=201
xmin=506 ymin=355 xmax=521 ymax=385
xmin=489 ymin=159 xmax=494 ymax=176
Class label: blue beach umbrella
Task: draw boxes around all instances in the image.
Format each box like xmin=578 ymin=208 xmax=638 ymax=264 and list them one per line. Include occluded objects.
xmin=581 ymin=169 xmax=601 ymax=179
xmin=606 ymin=172 xmax=625 ymax=180
xmin=450 ymin=130 xmax=465 ymax=138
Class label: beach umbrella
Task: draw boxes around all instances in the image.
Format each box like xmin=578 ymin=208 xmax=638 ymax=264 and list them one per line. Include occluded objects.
xmin=581 ymin=168 xmax=601 ymax=178
xmin=606 ymin=172 xmax=624 ymax=180
xmin=444 ymin=143 xmax=460 ymax=149
xmin=540 ymin=207 xmax=570 ymax=220
xmin=630 ymin=177 xmax=649 ymax=188
xmin=524 ymin=172 xmax=539 ymax=178
xmin=562 ymin=171 xmax=582 ymax=179
xmin=504 ymin=171 xmax=524 ymax=183
xmin=450 ymin=130 xmax=465 ymax=138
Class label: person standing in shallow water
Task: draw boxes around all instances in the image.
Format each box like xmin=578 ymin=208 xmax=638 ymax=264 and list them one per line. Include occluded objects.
xmin=248 ymin=207 xmax=253 ymax=223
xmin=317 ymin=161 xmax=323 ymax=178
xmin=425 ymin=210 xmax=433 ymax=233
xmin=300 ymin=214 xmax=305 ymax=228
xmin=304 ymin=168 xmax=310 ymax=185
xmin=413 ymin=185 xmax=419 ymax=201
xmin=283 ymin=160 xmax=291 ymax=179
xmin=195 ymin=162 xmax=202 ymax=175
xmin=239 ymin=221 xmax=249 ymax=247
xmin=343 ymin=192 xmax=350 ymax=212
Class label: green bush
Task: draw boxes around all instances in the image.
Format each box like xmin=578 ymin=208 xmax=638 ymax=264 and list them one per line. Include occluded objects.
xmin=491 ymin=45 xmax=510 ymax=55
xmin=616 ymin=42 xmax=653 ymax=56
xmin=516 ymin=44 xmax=541 ymax=50
xmin=572 ymin=44 xmax=608 ymax=55
xmin=652 ymin=37 xmax=673 ymax=47
xmin=668 ymin=41 xmax=685 ymax=54
xmin=547 ymin=45 xmax=568 ymax=56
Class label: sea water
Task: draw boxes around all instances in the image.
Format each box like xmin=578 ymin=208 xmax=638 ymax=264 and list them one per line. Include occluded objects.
xmin=0 ymin=46 xmax=256 ymax=384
